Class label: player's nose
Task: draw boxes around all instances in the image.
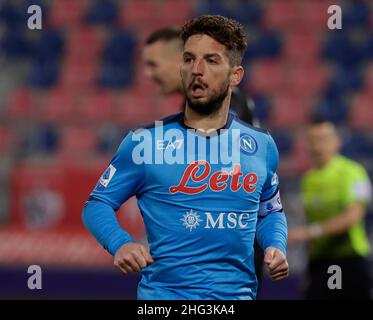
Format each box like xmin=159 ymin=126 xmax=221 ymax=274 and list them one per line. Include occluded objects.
xmin=191 ymin=58 xmax=204 ymax=76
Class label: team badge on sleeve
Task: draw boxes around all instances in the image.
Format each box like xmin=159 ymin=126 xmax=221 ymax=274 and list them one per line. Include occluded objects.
xmin=97 ymin=164 xmax=117 ymax=189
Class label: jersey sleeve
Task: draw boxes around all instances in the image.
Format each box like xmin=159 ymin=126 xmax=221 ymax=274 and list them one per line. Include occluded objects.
xmin=258 ymin=134 xmax=283 ymax=217
xmin=256 ymin=134 xmax=287 ymax=255
xmin=89 ymin=130 xmax=145 ymax=211
xmin=343 ymin=163 xmax=372 ymax=207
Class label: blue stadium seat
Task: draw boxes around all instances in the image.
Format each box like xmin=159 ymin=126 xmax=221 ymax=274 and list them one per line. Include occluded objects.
xmin=313 ymin=96 xmax=349 ymax=124
xmin=86 ymin=0 xmax=117 ymax=25
xmin=250 ymin=95 xmax=271 ymax=123
xmin=325 ymin=65 xmax=363 ymax=97
xmin=342 ymin=1 xmax=370 ymax=29
xmin=231 ymin=1 xmax=263 ymax=27
xmin=244 ymin=31 xmax=282 ymax=61
xmin=323 ymin=31 xmax=364 ymax=67
xmin=195 ymin=0 xmax=232 ymax=18
xmin=27 ymin=58 xmax=59 ymax=87
xmin=99 ymin=31 xmax=136 ymax=87
xmin=1 ymin=27 xmax=31 ymax=58
xmin=31 ymin=30 xmax=64 ymax=62
xmin=271 ymin=130 xmax=293 ymax=156
xmin=342 ymin=131 xmax=373 ymax=158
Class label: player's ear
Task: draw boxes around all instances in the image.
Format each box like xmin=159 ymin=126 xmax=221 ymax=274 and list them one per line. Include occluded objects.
xmin=230 ymin=65 xmax=244 ymax=87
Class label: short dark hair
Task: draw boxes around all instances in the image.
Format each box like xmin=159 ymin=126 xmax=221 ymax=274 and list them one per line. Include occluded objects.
xmin=181 ymin=15 xmax=248 ymax=66
xmin=145 ymin=27 xmax=182 ymax=45
xmin=309 ymin=114 xmax=334 ymax=126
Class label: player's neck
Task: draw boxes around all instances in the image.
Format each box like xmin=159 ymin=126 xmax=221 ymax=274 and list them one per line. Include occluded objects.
xmin=183 ymin=96 xmax=231 ymax=132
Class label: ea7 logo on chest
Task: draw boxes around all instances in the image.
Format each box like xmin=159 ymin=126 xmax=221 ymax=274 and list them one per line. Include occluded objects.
xmin=169 ymin=160 xmax=258 ymax=194
xmin=156 ymin=139 xmax=183 ymax=150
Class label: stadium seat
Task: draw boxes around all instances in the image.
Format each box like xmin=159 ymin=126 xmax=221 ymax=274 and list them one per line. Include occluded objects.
xmin=269 ymin=93 xmax=313 ymax=129
xmin=27 ymin=57 xmax=60 ymax=88
xmin=155 ymin=0 xmax=194 ymax=26
xmin=298 ymin=0 xmax=330 ymax=29
xmin=58 ymin=126 xmax=98 ymax=159
xmin=78 ymin=90 xmax=115 ymax=122
xmin=342 ymin=130 xmax=373 ymax=158
xmin=64 ymin=27 xmax=104 ymax=63
xmin=349 ymin=92 xmax=373 ymax=129
xmin=86 ymin=0 xmax=117 ymax=25
xmin=271 ymin=130 xmax=293 ymax=156
xmin=342 ymin=1 xmax=370 ymax=29
xmin=5 ymin=88 xmax=37 ymax=120
xmin=0 ymin=27 xmax=31 ymax=58
xmin=231 ymin=1 xmax=263 ymax=27
xmin=59 ymin=60 xmax=98 ymax=90
xmin=195 ymin=0 xmax=232 ymax=19
xmin=0 ymin=126 xmax=13 ymax=154
xmin=251 ymin=95 xmax=271 ymax=124
xmin=246 ymin=59 xmax=284 ymax=95
xmin=362 ymin=63 xmax=373 ymax=91
xmin=245 ymin=31 xmax=282 ymax=60
xmin=48 ymin=0 xmax=88 ymax=28
xmin=263 ymin=0 xmax=298 ymax=30
xmin=118 ymin=0 xmax=154 ymax=29
xmin=99 ymin=31 xmax=136 ymax=88
xmin=282 ymin=32 xmax=322 ymax=62
xmin=323 ymin=31 xmax=364 ymax=67
xmin=283 ymin=61 xmax=330 ymax=97
xmin=39 ymin=88 xmax=78 ymax=123
xmin=32 ymin=30 xmax=64 ymax=62
xmin=115 ymin=88 xmax=155 ymax=126
xmin=326 ymin=65 xmax=363 ymax=97
xmin=313 ymin=96 xmax=348 ymax=124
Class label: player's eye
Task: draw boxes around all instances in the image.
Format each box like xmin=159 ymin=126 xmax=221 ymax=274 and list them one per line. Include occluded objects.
xmin=183 ymin=57 xmax=192 ymax=63
xmin=207 ymin=58 xmax=217 ymax=64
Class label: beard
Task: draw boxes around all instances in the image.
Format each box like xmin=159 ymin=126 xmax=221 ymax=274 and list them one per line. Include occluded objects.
xmin=183 ymin=79 xmax=230 ymax=116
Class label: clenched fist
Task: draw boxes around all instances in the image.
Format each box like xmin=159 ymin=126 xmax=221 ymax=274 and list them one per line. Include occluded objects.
xmin=264 ymin=247 xmax=289 ymax=281
xmin=114 ymin=242 xmax=154 ymax=274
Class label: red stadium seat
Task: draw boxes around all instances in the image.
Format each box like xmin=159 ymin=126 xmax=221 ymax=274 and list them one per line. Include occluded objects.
xmin=282 ymin=60 xmax=330 ymax=97
xmin=58 ymin=126 xmax=98 ymax=159
xmin=48 ymin=0 xmax=88 ymax=29
xmin=39 ymin=88 xmax=79 ymax=123
xmin=0 ymin=126 xmax=13 ymax=154
xmin=64 ymin=27 xmax=104 ymax=63
xmin=299 ymin=0 xmax=330 ymax=29
xmin=349 ymin=92 xmax=373 ymax=129
xmin=282 ymin=32 xmax=322 ymax=62
xmin=59 ymin=60 xmax=98 ymax=90
xmin=246 ymin=60 xmax=284 ymax=95
xmin=263 ymin=0 xmax=298 ymax=30
xmin=78 ymin=89 xmax=115 ymax=122
xmin=269 ymin=93 xmax=313 ymax=129
xmin=115 ymin=87 xmax=157 ymax=126
xmin=118 ymin=0 xmax=154 ymax=29
xmin=155 ymin=0 xmax=193 ymax=27
xmin=5 ymin=88 xmax=38 ymax=120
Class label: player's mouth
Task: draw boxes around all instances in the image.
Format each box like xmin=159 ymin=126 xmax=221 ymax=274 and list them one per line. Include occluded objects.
xmin=190 ymin=83 xmax=207 ymax=98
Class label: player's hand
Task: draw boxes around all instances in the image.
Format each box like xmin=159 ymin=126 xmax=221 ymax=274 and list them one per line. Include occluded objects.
xmin=114 ymin=242 xmax=154 ymax=275
xmin=264 ymin=247 xmax=289 ymax=281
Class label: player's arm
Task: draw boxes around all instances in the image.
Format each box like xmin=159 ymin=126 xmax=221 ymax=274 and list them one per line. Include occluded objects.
xmin=289 ymin=169 xmax=372 ymax=244
xmin=82 ymin=131 xmax=153 ymax=274
xmin=256 ymin=134 xmax=288 ymax=281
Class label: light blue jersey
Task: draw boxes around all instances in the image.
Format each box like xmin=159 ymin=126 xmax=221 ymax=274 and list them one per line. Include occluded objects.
xmin=83 ymin=111 xmax=287 ymax=300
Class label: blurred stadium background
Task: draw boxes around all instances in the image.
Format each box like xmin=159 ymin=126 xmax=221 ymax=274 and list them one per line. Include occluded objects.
xmin=0 ymin=0 xmax=372 ymax=299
